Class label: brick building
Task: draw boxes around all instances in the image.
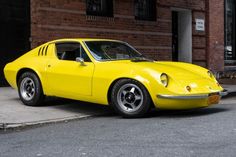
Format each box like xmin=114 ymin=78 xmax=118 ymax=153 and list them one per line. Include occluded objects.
xmin=0 ymin=0 xmax=235 ymax=86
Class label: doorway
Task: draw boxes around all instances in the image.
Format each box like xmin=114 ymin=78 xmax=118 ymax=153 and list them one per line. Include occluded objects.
xmin=0 ymin=0 xmax=30 ymax=86
xmin=172 ymin=9 xmax=192 ymax=63
xmin=225 ymin=0 xmax=235 ymax=66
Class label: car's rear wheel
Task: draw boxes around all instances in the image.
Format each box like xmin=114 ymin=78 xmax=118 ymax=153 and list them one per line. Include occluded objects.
xmin=18 ymin=72 xmax=45 ymax=106
xmin=111 ymin=79 xmax=152 ymax=117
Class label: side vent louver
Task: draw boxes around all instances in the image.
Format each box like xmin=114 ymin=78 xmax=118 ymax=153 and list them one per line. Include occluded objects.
xmin=41 ymin=46 xmax=45 ymax=56
xmin=38 ymin=47 xmax=42 ymax=56
xmin=45 ymin=45 xmax=49 ymax=56
xmin=38 ymin=45 xmax=49 ymax=56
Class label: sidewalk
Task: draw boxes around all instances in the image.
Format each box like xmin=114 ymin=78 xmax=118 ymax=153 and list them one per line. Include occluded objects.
xmin=0 ymin=85 xmax=235 ymax=130
xmin=0 ymin=87 xmax=111 ymax=130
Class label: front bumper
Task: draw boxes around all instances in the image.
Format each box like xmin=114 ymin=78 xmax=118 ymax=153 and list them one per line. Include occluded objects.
xmin=154 ymin=91 xmax=227 ymax=110
xmin=157 ymin=91 xmax=228 ymax=100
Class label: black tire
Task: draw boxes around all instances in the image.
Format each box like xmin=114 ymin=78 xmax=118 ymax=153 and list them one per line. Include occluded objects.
xmin=111 ymin=79 xmax=152 ymax=118
xmin=18 ymin=72 xmax=45 ymax=106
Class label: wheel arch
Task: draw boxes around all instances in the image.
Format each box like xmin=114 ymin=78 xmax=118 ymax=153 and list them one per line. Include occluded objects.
xmin=16 ymin=68 xmax=43 ymax=89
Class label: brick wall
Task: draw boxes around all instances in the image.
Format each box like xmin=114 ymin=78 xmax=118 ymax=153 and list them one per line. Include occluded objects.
xmin=31 ymin=0 xmax=208 ymax=66
xmin=206 ymin=0 xmax=225 ymax=71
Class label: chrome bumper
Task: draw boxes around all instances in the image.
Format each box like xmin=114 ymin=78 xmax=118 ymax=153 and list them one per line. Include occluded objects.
xmin=157 ymin=91 xmax=228 ymax=100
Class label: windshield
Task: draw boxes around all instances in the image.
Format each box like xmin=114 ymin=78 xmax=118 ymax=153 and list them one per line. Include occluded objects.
xmin=84 ymin=41 xmax=144 ymax=61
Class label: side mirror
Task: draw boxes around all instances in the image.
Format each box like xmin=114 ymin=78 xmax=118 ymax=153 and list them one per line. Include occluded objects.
xmin=76 ymin=57 xmax=86 ymax=66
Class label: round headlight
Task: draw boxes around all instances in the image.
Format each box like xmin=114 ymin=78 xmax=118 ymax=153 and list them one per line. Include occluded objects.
xmin=160 ymin=73 xmax=168 ymax=87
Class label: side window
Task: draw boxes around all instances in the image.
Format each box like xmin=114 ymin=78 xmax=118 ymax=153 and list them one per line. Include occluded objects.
xmin=55 ymin=42 xmax=91 ymax=62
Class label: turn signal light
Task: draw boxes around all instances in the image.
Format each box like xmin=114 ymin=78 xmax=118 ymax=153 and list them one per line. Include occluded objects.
xmin=186 ymin=86 xmax=191 ymax=92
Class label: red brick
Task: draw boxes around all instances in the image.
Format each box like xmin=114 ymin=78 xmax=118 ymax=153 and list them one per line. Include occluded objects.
xmin=30 ymin=0 xmax=224 ymax=72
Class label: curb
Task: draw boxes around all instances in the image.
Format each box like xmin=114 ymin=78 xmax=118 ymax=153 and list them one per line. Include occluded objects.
xmin=0 ymin=114 xmax=93 ymax=131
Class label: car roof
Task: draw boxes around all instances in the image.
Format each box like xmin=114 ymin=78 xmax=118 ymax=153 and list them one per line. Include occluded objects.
xmin=47 ymin=38 xmax=123 ymax=44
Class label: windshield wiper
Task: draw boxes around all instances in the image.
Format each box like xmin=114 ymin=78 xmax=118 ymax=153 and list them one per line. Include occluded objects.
xmin=130 ymin=57 xmax=154 ymax=62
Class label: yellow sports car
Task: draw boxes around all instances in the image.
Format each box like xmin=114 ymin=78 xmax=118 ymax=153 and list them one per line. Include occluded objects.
xmin=4 ymin=39 xmax=226 ymax=117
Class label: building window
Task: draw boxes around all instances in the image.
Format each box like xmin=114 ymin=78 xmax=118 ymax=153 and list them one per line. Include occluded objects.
xmin=225 ymin=0 xmax=235 ymax=65
xmin=134 ymin=0 xmax=156 ymax=21
xmin=86 ymin=0 xmax=113 ymax=17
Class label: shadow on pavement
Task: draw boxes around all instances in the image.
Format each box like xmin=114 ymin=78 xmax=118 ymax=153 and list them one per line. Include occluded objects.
xmin=145 ymin=107 xmax=230 ymax=119
xmin=39 ymin=97 xmax=115 ymax=116
xmin=19 ymin=97 xmax=231 ymax=119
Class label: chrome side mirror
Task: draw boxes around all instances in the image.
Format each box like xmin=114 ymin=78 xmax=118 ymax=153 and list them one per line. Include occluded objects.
xmin=76 ymin=57 xmax=86 ymax=66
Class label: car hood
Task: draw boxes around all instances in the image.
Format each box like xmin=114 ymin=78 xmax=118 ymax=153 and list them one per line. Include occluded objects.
xmin=100 ymin=60 xmax=209 ymax=80
xmin=131 ymin=61 xmax=208 ymax=80
xmin=128 ymin=61 xmax=221 ymax=93
xmin=97 ymin=60 xmax=222 ymax=94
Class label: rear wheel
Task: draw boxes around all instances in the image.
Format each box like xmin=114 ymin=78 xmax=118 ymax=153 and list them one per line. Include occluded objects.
xmin=18 ymin=72 xmax=45 ymax=106
xmin=111 ymin=79 xmax=152 ymax=118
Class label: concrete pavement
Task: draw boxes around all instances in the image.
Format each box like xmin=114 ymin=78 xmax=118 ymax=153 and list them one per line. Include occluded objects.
xmin=0 ymin=87 xmax=111 ymax=130
xmin=0 ymin=84 xmax=235 ymax=130
xmin=1 ymin=97 xmax=236 ymax=157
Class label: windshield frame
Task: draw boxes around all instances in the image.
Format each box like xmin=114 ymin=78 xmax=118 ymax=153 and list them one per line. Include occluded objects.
xmin=83 ymin=40 xmax=144 ymax=62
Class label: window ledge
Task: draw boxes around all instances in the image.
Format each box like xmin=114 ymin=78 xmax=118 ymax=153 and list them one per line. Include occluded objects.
xmin=134 ymin=19 xmax=157 ymax=25
xmin=86 ymin=15 xmax=115 ymax=22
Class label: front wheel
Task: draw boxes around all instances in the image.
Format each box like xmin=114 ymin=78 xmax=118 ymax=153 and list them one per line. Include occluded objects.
xmin=111 ymin=79 xmax=152 ymax=118
xmin=18 ymin=72 xmax=45 ymax=106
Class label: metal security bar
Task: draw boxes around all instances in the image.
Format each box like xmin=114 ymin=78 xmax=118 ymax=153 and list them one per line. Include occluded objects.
xmin=134 ymin=0 xmax=156 ymax=21
xmin=86 ymin=0 xmax=113 ymax=17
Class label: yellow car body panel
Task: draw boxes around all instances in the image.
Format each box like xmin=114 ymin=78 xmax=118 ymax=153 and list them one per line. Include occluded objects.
xmin=4 ymin=38 xmax=224 ymax=110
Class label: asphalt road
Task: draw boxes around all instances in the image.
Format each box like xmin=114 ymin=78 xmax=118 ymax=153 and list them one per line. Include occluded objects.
xmin=0 ymin=98 xmax=236 ymax=157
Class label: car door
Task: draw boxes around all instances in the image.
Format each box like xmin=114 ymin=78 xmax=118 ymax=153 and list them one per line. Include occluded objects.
xmin=46 ymin=42 xmax=94 ymax=97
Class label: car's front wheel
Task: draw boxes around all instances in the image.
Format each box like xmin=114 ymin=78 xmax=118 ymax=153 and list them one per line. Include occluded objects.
xmin=18 ymin=72 xmax=45 ymax=106
xmin=111 ymin=79 xmax=152 ymax=117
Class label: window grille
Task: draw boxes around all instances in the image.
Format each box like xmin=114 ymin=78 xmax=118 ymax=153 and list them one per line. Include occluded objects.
xmin=134 ymin=0 xmax=156 ymax=21
xmin=86 ymin=0 xmax=113 ymax=17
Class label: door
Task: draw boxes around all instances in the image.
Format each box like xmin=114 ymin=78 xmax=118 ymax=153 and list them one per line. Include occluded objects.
xmin=0 ymin=0 xmax=30 ymax=86
xmin=225 ymin=0 xmax=236 ymax=65
xmin=46 ymin=42 xmax=94 ymax=97
xmin=172 ymin=9 xmax=192 ymax=63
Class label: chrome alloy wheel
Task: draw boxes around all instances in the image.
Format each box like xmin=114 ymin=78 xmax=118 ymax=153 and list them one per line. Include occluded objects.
xmin=117 ymin=83 xmax=144 ymax=112
xmin=20 ymin=77 xmax=35 ymax=101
